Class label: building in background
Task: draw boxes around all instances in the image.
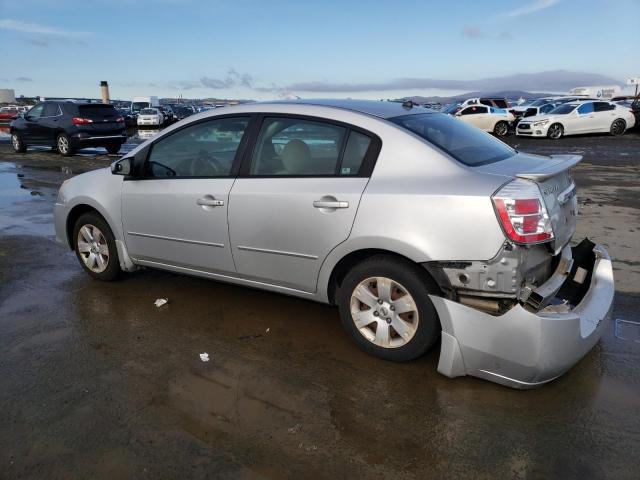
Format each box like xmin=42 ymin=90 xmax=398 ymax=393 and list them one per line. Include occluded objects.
xmin=0 ymin=88 xmax=16 ymax=104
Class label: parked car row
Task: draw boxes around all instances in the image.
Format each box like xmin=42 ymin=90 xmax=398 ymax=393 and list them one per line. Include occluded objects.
xmin=441 ymin=95 xmax=637 ymax=139
xmin=0 ymin=105 xmax=29 ymax=121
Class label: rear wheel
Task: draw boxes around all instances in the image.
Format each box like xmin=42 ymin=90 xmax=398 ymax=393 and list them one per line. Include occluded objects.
xmin=72 ymin=212 xmax=120 ymax=281
xmin=11 ymin=133 xmax=26 ymax=153
xmin=493 ymin=121 xmax=509 ymax=137
xmin=610 ymin=119 xmax=626 ymax=136
xmin=57 ymin=133 xmax=75 ymax=157
xmin=547 ymin=123 xmax=564 ymax=139
xmin=337 ymin=255 xmax=440 ymax=362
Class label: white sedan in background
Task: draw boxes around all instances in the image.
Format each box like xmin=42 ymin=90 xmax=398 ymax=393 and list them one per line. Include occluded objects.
xmin=137 ymin=108 xmax=164 ymax=127
xmin=453 ymin=105 xmax=514 ymax=136
xmin=517 ymin=101 xmax=635 ymax=139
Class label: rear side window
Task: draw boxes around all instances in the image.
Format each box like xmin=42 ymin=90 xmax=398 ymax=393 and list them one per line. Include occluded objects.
xmin=250 ymin=118 xmax=347 ymax=176
xmin=78 ymin=105 xmax=118 ymax=118
xmin=594 ymin=102 xmax=614 ymax=112
xmin=341 ymin=131 xmax=371 ymax=175
xmin=146 ymin=117 xmax=250 ymax=177
xmin=460 ymin=106 xmax=487 ymax=115
xmin=391 ymin=113 xmax=515 ymax=166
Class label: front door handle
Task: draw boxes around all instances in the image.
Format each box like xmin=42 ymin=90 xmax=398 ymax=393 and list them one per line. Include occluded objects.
xmin=313 ymin=200 xmax=349 ymax=209
xmin=197 ymin=198 xmax=224 ymax=207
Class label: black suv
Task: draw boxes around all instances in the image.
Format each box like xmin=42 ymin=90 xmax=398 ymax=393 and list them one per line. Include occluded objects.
xmin=10 ymin=101 xmax=127 ymax=156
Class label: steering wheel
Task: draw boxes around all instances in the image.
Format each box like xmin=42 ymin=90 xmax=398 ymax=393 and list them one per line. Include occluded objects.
xmin=190 ymin=149 xmax=225 ymax=176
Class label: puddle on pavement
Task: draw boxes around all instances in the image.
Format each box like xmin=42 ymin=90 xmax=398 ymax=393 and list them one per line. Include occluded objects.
xmin=0 ymin=162 xmax=56 ymax=236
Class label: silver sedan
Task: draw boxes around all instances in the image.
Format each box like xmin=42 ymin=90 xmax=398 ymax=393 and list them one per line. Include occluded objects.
xmin=54 ymin=99 xmax=614 ymax=389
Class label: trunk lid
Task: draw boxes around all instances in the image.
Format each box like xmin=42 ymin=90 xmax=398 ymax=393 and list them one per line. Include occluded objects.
xmin=476 ymin=152 xmax=581 ymax=252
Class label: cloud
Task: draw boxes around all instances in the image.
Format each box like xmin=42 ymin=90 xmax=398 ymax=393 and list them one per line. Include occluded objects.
xmin=168 ymin=70 xmax=254 ymax=90
xmin=462 ymin=26 xmax=484 ymax=39
xmin=276 ymin=70 xmax=621 ymax=94
xmin=0 ymin=18 xmax=89 ymax=36
xmin=503 ymin=0 xmax=561 ymax=18
xmin=462 ymin=25 xmax=512 ymax=40
xmin=15 ymin=76 xmax=32 ymax=82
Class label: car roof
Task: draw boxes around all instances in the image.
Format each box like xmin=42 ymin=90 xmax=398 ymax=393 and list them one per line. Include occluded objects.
xmin=259 ymin=99 xmax=432 ymax=119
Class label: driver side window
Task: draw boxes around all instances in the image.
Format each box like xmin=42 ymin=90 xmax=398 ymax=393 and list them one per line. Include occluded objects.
xmin=27 ymin=104 xmax=44 ymax=119
xmin=145 ymin=117 xmax=250 ymax=178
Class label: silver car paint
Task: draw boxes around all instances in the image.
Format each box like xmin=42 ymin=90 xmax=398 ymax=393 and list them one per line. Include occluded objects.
xmin=54 ymin=100 xmax=614 ymax=388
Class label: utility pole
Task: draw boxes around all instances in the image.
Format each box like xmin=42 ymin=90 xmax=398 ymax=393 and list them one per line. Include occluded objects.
xmin=100 ymin=81 xmax=110 ymax=104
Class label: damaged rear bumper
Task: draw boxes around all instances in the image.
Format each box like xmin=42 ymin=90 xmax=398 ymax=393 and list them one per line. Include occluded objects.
xmin=430 ymin=241 xmax=614 ymax=389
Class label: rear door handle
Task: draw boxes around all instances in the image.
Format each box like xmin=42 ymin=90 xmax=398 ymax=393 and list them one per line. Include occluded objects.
xmin=197 ymin=198 xmax=224 ymax=207
xmin=313 ymin=200 xmax=349 ymax=209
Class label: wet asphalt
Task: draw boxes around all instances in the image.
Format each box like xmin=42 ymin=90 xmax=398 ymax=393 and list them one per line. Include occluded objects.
xmin=1 ymin=126 xmax=639 ymax=479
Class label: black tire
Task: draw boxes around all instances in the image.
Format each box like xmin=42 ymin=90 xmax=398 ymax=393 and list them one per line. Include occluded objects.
xmin=610 ymin=119 xmax=626 ymax=136
xmin=10 ymin=133 xmax=27 ymax=153
xmin=547 ymin=123 xmax=564 ymax=139
xmin=72 ymin=212 xmax=121 ymax=281
xmin=493 ymin=121 xmax=509 ymax=137
xmin=57 ymin=133 xmax=75 ymax=157
xmin=105 ymin=145 xmax=121 ymax=155
xmin=337 ymin=255 xmax=440 ymax=362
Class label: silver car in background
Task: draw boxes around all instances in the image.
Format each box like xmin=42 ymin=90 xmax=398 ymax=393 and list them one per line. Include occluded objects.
xmin=54 ymin=99 xmax=614 ymax=389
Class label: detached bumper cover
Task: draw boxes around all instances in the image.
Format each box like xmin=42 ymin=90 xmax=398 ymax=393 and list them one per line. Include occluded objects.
xmin=431 ymin=243 xmax=613 ymax=389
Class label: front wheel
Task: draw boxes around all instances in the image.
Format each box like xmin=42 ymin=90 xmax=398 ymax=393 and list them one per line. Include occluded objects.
xmin=610 ymin=119 xmax=626 ymax=136
xmin=493 ymin=121 xmax=509 ymax=137
xmin=57 ymin=133 xmax=75 ymax=157
xmin=73 ymin=212 xmax=121 ymax=281
xmin=547 ymin=123 xmax=564 ymax=139
xmin=337 ymin=255 xmax=440 ymax=362
xmin=11 ymin=133 xmax=26 ymax=153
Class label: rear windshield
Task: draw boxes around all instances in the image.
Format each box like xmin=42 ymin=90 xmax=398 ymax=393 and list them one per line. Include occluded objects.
xmin=140 ymin=108 xmax=158 ymax=114
xmin=78 ymin=105 xmax=118 ymax=117
xmin=391 ymin=113 xmax=515 ymax=166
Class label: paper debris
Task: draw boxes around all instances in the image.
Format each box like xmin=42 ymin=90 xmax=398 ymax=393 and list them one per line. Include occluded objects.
xmin=199 ymin=353 xmax=210 ymax=362
xmin=154 ymin=298 xmax=168 ymax=307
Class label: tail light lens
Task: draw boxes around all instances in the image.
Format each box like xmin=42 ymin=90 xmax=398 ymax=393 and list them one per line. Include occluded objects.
xmin=492 ymin=179 xmax=554 ymax=244
xmin=116 ymin=116 xmax=124 ymax=123
xmin=72 ymin=117 xmax=93 ymax=125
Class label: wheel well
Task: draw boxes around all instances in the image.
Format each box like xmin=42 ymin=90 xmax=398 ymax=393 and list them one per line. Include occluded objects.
xmin=326 ymin=248 xmax=442 ymax=305
xmin=65 ymin=205 xmax=103 ymax=250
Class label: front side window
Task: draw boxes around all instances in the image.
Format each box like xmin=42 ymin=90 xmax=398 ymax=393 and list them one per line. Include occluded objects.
xmin=540 ymin=104 xmax=554 ymax=114
xmin=577 ymin=103 xmax=594 ymax=114
xmin=27 ymin=104 xmax=44 ymax=119
xmin=42 ymin=103 xmax=61 ymax=117
xmin=550 ymin=104 xmax=577 ymax=115
xmin=250 ymin=118 xmax=348 ymax=176
xmin=145 ymin=117 xmax=250 ymax=178
xmin=391 ymin=113 xmax=515 ymax=167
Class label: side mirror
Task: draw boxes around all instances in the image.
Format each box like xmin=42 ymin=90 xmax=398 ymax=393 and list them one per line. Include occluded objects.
xmin=111 ymin=157 xmax=132 ymax=176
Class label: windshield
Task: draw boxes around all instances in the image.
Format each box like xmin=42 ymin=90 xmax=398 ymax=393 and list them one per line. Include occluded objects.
xmin=132 ymin=102 xmax=150 ymax=113
xmin=391 ymin=113 xmax=516 ymax=166
xmin=549 ymin=104 xmax=577 ymax=115
xmin=140 ymin=108 xmax=157 ymax=115
xmin=441 ymin=103 xmax=461 ymax=115
xmin=529 ymin=99 xmax=550 ymax=107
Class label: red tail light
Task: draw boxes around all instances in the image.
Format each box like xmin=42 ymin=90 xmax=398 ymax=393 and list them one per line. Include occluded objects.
xmin=492 ymin=179 xmax=554 ymax=244
xmin=72 ymin=117 xmax=93 ymax=125
xmin=116 ymin=116 xmax=124 ymax=123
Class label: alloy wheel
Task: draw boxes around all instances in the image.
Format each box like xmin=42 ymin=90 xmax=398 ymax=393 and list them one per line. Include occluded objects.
xmin=58 ymin=136 xmax=69 ymax=154
xmin=548 ymin=124 xmax=562 ymax=139
xmin=77 ymin=224 xmax=109 ymax=273
xmin=495 ymin=122 xmax=508 ymax=136
xmin=350 ymin=276 xmax=419 ymax=348
xmin=11 ymin=134 xmax=21 ymax=150
xmin=611 ymin=120 xmax=625 ymax=136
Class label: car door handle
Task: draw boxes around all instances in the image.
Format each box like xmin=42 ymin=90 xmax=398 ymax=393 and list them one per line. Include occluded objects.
xmin=196 ymin=198 xmax=224 ymax=207
xmin=313 ymin=200 xmax=349 ymax=209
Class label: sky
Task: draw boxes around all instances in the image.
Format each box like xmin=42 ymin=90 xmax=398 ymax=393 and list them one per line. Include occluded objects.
xmin=1 ymin=0 xmax=639 ymax=100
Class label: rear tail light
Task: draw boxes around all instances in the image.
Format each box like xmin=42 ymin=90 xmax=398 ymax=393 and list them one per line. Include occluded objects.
xmin=116 ymin=116 xmax=124 ymax=123
xmin=492 ymin=179 xmax=554 ymax=244
xmin=72 ymin=117 xmax=93 ymax=125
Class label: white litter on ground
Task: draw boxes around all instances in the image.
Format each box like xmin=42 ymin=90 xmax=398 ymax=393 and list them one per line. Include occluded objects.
xmin=199 ymin=353 xmax=210 ymax=362
xmin=266 ymin=328 xmax=270 ymax=334
xmin=154 ymin=298 xmax=168 ymax=307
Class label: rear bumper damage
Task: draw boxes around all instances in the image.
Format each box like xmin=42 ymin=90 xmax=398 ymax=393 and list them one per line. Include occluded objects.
xmin=431 ymin=240 xmax=613 ymax=389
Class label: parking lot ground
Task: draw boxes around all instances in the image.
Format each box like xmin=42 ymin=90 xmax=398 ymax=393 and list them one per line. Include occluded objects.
xmin=1 ymin=132 xmax=640 ymax=479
